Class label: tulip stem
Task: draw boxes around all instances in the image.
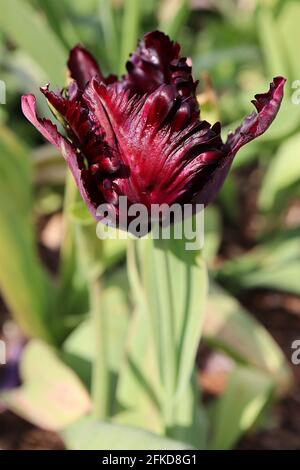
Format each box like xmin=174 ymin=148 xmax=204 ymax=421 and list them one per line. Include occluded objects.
xmin=160 ymin=246 xmax=177 ymax=431
xmin=91 ymin=278 xmax=110 ymax=420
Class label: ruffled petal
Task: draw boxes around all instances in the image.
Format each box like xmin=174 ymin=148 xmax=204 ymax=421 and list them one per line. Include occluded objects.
xmin=67 ymin=45 xmax=104 ymax=89
xmin=90 ymin=82 xmax=225 ymax=208
xmin=67 ymin=45 xmax=117 ymax=90
xmin=226 ymin=76 xmax=286 ymax=155
xmin=123 ymin=31 xmax=180 ymax=94
xmin=122 ymin=31 xmax=199 ymax=119
xmin=21 ymin=94 xmax=100 ymax=218
xmin=194 ymin=77 xmax=286 ymax=206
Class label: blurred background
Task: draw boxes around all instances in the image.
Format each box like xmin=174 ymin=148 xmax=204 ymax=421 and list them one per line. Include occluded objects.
xmin=0 ymin=0 xmax=300 ymax=450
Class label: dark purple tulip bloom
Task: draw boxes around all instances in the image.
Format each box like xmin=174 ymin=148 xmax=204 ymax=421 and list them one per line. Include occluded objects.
xmin=21 ymin=31 xmax=285 ymax=227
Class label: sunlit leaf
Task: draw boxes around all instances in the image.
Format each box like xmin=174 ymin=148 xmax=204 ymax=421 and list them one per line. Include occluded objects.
xmin=217 ymin=231 xmax=300 ymax=296
xmin=0 ymin=0 xmax=67 ymax=83
xmin=1 ymin=340 xmax=91 ymax=431
xmin=209 ymin=365 xmax=274 ymax=450
xmin=119 ymin=0 xmax=140 ymax=75
xmin=259 ymin=133 xmax=300 ymax=210
xmin=204 ymin=284 xmax=292 ymax=395
xmin=62 ymin=416 xmax=194 ymax=450
xmin=63 ymin=275 xmax=130 ymax=411
xmin=0 ymin=126 xmax=55 ymax=341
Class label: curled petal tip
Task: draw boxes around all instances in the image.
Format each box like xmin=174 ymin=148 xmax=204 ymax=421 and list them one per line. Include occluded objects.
xmin=226 ymin=76 xmax=286 ymax=156
xmin=21 ymin=93 xmax=99 ymax=219
xmin=21 ymin=94 xmax=58 ymax=147
xmin=251 ymin=76 xmax=286 ymax=112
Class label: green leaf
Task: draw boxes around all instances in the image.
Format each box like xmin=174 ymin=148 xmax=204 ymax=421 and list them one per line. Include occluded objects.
xmin=98 ymin=0 xmax=120 ymax=72
xmin=257 ymin=7 xmax=288 ymax=79
xmin=0 ymin=0 xmax=67 ymax=83
xmin=62 ymin=416 xmax=194 ymax=450
xmin=259 ymin=133 xmax=300 ymax=211
xmin=1 ymin=340 xmax=91 ymax=431
xmin=119 ymin=0 xmax=140 ymax=75
xmin=35 ymin=0 xmax=82 ymax=49
xmin=217 ymin=231 xmax=300 ymax=296
xmin=66 ymin=200 xmax=127 ymax=280
xmin=209 ymin=365 xmax=274 ymax=450
xmin=129 ymin=221 xmax=208 ymax=435
xmin=63 ymin=274 xmax=130 ymax=412
xmin=0 ymin=126 xmax=55 ymax=341
xmin=166 ymin=373 xmax=208 ymax=449
xmin=158 ymin=0 xmax=189 ymax=39
xmin=278 ymin=1 xmax=300 ymax=81
xmin=69 ymin=200 xmax=95 ymax=226
xmin=204 ymin=284 xmax=292 ymax=395
xmin=118 ymin=244 xmax=207 ymax=449
xmin=115 ymin=298 xmax=163 ymax=434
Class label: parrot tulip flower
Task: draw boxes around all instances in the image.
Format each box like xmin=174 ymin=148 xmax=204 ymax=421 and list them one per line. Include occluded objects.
xmin=21 ymin=31 xmax=285 ymax=229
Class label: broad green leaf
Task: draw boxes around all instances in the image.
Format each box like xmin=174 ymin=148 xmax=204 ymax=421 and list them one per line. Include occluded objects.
xmin=62 ymin=416 xmax=194 ymax=450
xmin=116 ymin=246 xmax=206 ymax=449
xmin=98 ymin=0 xmax=120 ymax=72
xmin=130 ymin=223 xmax=207 ymax=433
xmin=0 ymin=126 xmax=54 ymax=341
xmin=35 ymin=0 xmax=82 ymax=49
xmin=0 ymin=0 xmax=67 ymax=83
xmin=278 ymin=1 xmax=300 ymax=80
xmin=259 ymin=133 xmax=300 ymax=210
xmin=209 ymin=365 xmax=274 ymax=450
xmin=69 ymin=200 xmax=95 ymax=226
xmin=115 ymin=304 xmax=163 ymax=434
xmin=63 ymin=275 xmax=130 ymax=412
xmin=254 ymin=3 xmax=300 ymax=144
xmin=242 ymin=263 xmax=300 ymax=295
xmin=166 ymin=373 xmax=208 ymax=450
xmin=257 ymin=7 xmax=287 ymax=79
xmin=217 ymin=231 xmax=300 ymax=296
xmin=204 ymin=284 xmax=292 ymax=395
xmin=66 ymin=199 xmax=127 ymax=278
xmin=64 ymin=281 xmax=130 ymax=370
xmin=1 ymin=340 xmax=91 ymax=431
xmin=59 ymin=179 xmax=124 ymax=343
